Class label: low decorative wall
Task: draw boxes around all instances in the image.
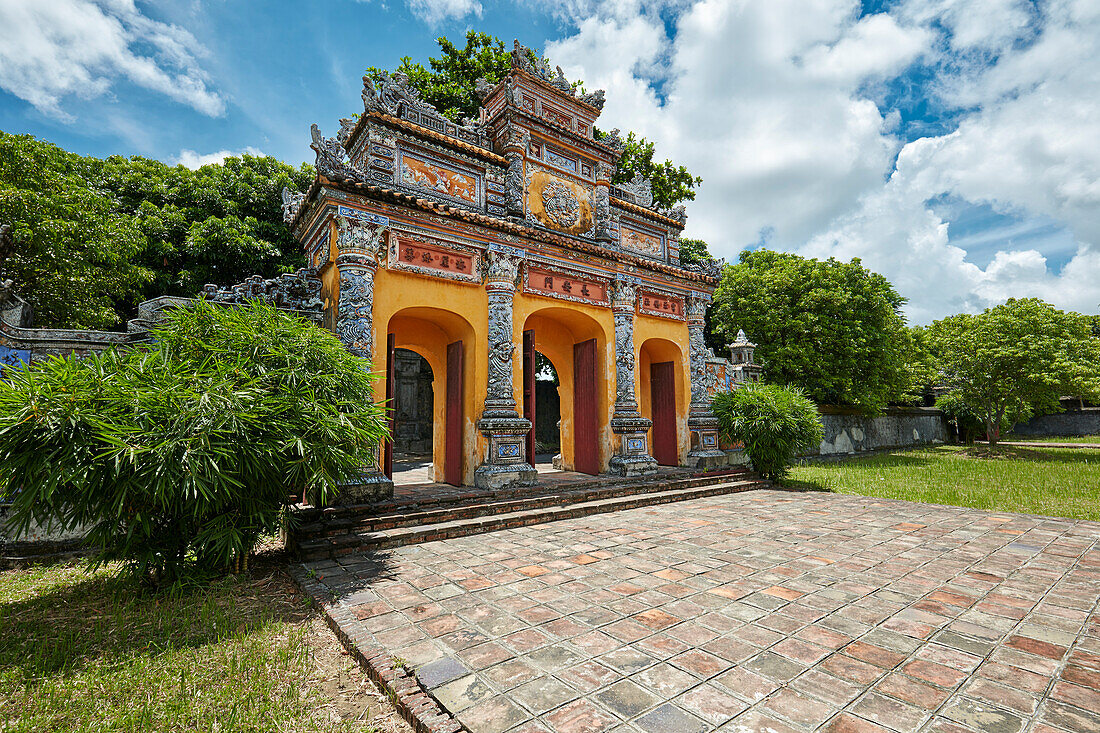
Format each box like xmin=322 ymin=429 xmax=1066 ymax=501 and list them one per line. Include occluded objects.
xmin=1010 ymin=408 xmax=1100 ymax=438
xmin=813 ymin=406 xmax=948 ymax=457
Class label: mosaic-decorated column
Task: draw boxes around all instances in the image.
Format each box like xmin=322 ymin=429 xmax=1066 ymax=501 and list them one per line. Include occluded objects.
xmin=474 ymin=247 xmax=537 ymax=489
xmin=608 ymin=278 xmax=658 ymax=477
xmin=686 ymin=292 xmax=726 ymax=469
xmin=594 ymin=161 xmax=614 ymax=243
xmin=334 ymin=215 xmax=394 ymax=502
xmin=501 ymin=125 xmax=529 ymax=217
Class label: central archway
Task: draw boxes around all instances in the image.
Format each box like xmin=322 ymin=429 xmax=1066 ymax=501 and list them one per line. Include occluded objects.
xmin=385 ymin=307 xmax=476 ymax=486
xmin=520 ymin=306 xmax=610 ymax=475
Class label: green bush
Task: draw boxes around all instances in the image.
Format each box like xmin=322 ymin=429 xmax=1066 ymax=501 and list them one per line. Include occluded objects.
xmin=713 ymin=383 xmax=824 ymax=480
xmin=0 ymin=300 xmax=388 ymax=588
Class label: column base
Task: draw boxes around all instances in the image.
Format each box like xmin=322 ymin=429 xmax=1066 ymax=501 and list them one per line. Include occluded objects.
xmin=608 ymin=414 xmax=658 ymax=477
xmin=686 ymin=413 xmax=727 ymax=470
xmin=335 ymin=469 xmax=394 ymax=505
xmin=474 ymin=413 xmax=537 ymax=490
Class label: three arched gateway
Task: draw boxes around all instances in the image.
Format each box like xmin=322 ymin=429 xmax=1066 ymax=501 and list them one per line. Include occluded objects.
xmin=278 ymin=42 xmax=734 ymax=499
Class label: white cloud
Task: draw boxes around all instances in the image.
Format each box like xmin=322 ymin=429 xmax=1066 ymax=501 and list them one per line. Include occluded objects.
xmin=173 ymin=146 xmax=264 ymax=169
xmin=541 ymin=0 xmax=1100 ymax=321
xmin=0 ymin=0 xmax=223 ymax=121
xmin=404 ymin=0 xmax=482 ymax=24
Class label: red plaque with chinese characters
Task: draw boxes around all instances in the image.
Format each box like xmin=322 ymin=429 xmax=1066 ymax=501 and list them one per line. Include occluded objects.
xmin=637 ymin=289 xmax=685 ymax=320
xmin=390 ymin=236 xmax=479 ymax=284
xmin=525 ymin=266 xmax=609 ymax=306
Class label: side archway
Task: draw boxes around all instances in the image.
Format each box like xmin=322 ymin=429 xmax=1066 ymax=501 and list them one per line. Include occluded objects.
xmin=386 ymin=307 xmax=477 ymax=485
xmin=638 ymin=337 xmax=690 ymax=465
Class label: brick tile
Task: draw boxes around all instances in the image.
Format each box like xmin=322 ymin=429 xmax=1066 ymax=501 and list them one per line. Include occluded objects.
xmin=1051 ymin=680 xmax=1100 ymax=711
xmin=1006 ymin=634 xmax=1067 ymax=660
xmin=791 ymin=669 xmax=864 ymax=707
xmin=851 ymin=691 xmax=927 ymax=731
xmin=844 ymin=641 xmax=907 ymax=669
xmin=670 ymin=649 xmax=728 ymax=678
xmin=596 ymin=679 xmax=661 ymax=719
xmin=823 ymin=712 xmax=894 ymax=733
xmin=821 ymin=654 xmax=884 ymax=685
xmin=721 ymin=710 xmax=803 ymax=733
xmin=744 ymin=651 xmax=807 ymax=682
xmin=634 ymin=662 xmax=698 ymax=697
xmin=633 ymin=608 xmax=679 ymax=630
xmin=714 ymin=666 xmax=780 ymax=703
xmin=875 ymin=672 xmax=951 ymax=710
xmin=517 ymin=565 xmax=550 ymax=577
xmin=1062 ymin=663 xmax=1100 ymax=690
xmin=902 ymin=659 xmax=968 ymax=688
xmin=763 ymin=585 xmax=805 ymax=601
xmin=636 ymin=703 xmax=709 ymax=733
xmin=555 ymin=659 xmax=618 ymax=693
xmin=962 ymin=678 xmax=1039 ymax=715
xmin=678 ymin=683 xmax=748 ymax=725
xmin=455 ymin=694 xmax=528 ymax=733
xmin=762 ymin=687 xmax=837 ymax=729
xmin=544 ymin=698 xmax=619 ymax=733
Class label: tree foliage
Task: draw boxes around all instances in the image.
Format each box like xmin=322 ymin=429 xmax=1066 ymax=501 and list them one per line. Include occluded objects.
xmin=927 ymin=298 xmax=1100 ymax=445
xmin=366 ymin=32 xmax=513 ymax=124
xmin=0 ymin=131 xmax=313 ymax=330
xmin=678 ymin=238 xmax=713 ymax=267
xmin=0 ymin=301 xmax=388 ymax=588
xmin=713 ymin=383 xmax=824 ymax=480
xmin=710 ymin=250 xmax=919 ymax=412
xmin=365 ymin=32 xmax=701 ymax=209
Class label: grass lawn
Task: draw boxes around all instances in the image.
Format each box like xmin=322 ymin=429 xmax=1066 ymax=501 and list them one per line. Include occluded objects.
xmin=786 ymin=445 xmax=1100 ymax=521
xmin=1000 ymin=434 xmax=1100 ymax=444
xmin=0 ymin=558 xmax=409 ymax=733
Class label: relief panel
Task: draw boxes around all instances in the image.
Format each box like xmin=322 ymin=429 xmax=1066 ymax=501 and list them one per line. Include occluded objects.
xmin=397 ymin=147 xmax=482 ymax=207
xmin=637 ymin=289 xmax=686 ymax=320
xmin=388 ymin=231 xmax=481 ymax=284
xmin=525 ymin=164 xmax=595 ymax=236
xmin=524 ymin=263 xmax=609 ymax=306
xmin=620 ymin=222 xmax=665 ymax=259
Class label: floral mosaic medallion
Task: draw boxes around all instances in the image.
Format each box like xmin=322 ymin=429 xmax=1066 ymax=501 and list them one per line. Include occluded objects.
xmin=541 ymin=180 xmax=580 ymax=229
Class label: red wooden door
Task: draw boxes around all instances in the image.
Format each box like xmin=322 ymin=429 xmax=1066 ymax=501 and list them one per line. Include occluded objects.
xmin=651 ymin=361 xmax=677 ymax=466
xmin=523 ymin=330 xmax=536 ymax=467
xmin=383 ymin=333 xmax=395 ymax=479
xmin=573 ymin=338 xmax=599 ymax=475
xmin=445 ymin=341 xmax=464 ymax=486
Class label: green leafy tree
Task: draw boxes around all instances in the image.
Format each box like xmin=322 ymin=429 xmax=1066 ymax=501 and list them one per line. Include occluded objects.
xmin=678 ymin=238 xmax=713 ymax=267
xmin=0 ymin=130 xmax=313 ymax=330
xmin=712 ymin=383 xmax=824 ymax=480
xmin=926 ymin=298 xmax=1100 ymax=445
xmin=710 ymin=250 xmax=918 ymax=412
xmin=366 ymin=32 xmax=513 ymax=123
xmin=0 ymin=300 xmax=388 ymax=588
xmin=365 ymin=32 xmax=701 ymax=209
xmin=0 ymin=132 xmax=152 ymax=329
xmin=611 ymin=131 xmax=702 ymax=210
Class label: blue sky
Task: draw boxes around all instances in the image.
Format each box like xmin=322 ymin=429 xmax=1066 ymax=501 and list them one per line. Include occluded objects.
xmin=1 ymin=0 xmax=1097 ymax=323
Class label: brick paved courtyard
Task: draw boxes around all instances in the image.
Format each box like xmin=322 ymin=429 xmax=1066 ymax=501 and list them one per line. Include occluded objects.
xmin=299 ymin=490 xmax=1100 ymax=732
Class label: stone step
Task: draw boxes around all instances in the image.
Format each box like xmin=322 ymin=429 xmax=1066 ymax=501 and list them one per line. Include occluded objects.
xmin=295 ymin=477 xmax=768 ymax=561
xmin=296 ymin=467 xmax=756 ymax=539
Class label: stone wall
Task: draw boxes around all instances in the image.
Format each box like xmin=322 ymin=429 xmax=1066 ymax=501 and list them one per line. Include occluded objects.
xmin=814 ymin=406 xmax=949 ymax=457
xmin=1010 ymin=408 xmax=1100 ymax=437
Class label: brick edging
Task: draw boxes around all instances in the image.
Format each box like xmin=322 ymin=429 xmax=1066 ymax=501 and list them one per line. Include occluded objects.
xmin=288 ymin=564 xmax=466 ymax=733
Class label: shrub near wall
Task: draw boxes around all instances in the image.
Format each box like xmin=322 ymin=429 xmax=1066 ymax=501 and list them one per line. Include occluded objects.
xmin=0 ymin=301 xmax=388 ymax=588
xmin=713 ymin=383 xmax=824 ymax=480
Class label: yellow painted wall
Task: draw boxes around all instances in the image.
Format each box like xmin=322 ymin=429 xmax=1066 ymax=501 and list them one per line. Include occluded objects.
xmin=329 ymin=242 xmax=695 ymax=480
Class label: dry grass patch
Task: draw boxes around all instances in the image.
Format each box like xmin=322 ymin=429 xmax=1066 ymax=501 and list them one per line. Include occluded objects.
xmin=0 ymin=554 xmax=410 ymax=733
